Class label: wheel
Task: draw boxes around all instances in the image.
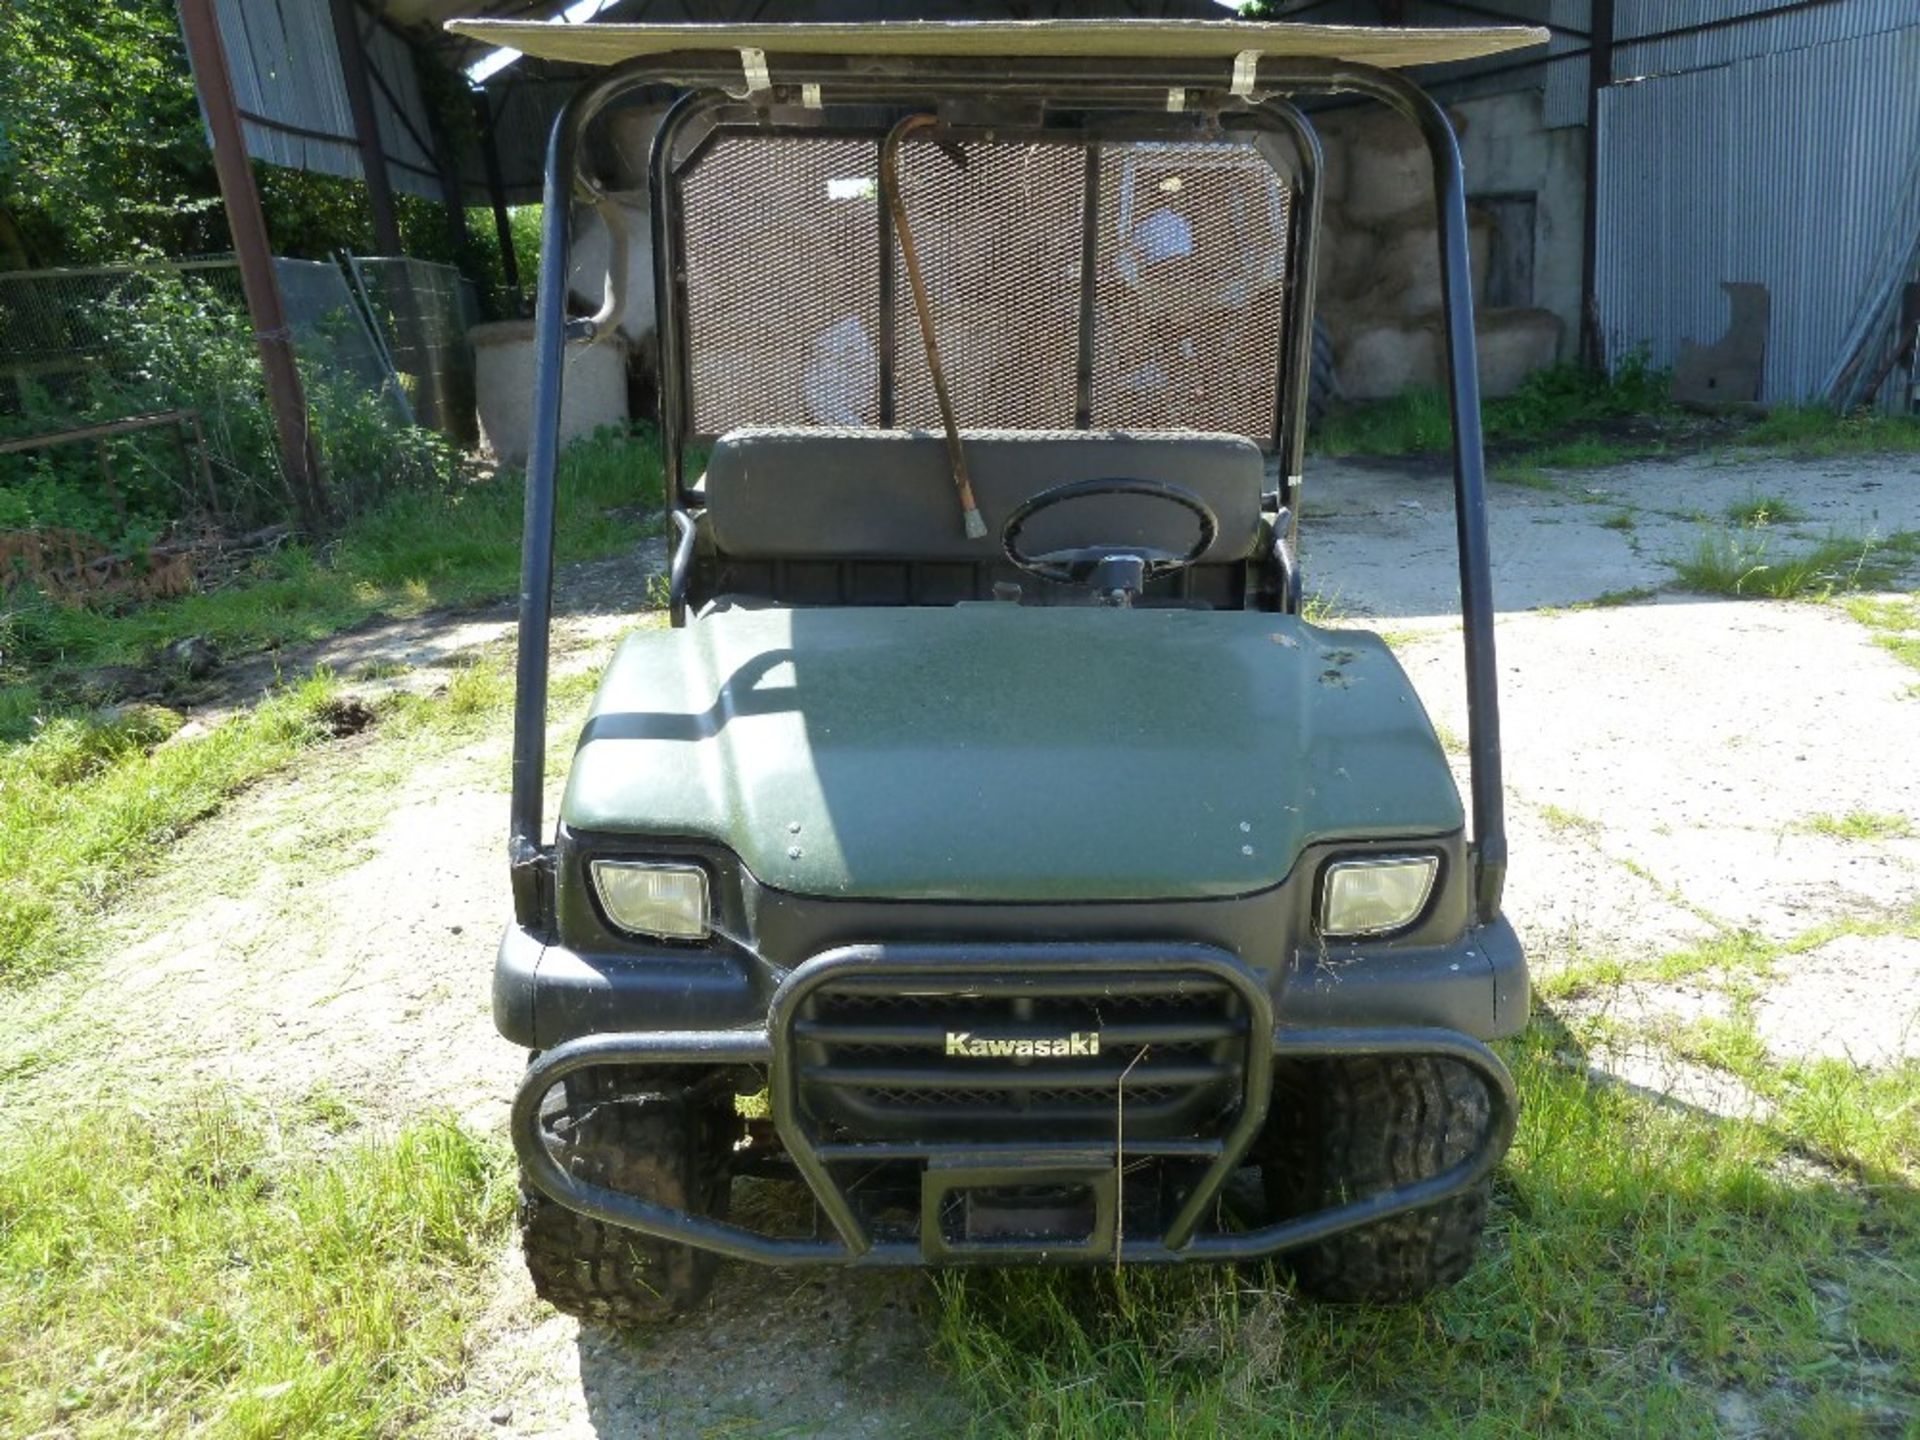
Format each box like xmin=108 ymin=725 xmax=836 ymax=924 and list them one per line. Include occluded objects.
xmin=519 ymin=1063 xmax=738 ymax=1325
xmin=1306 ymin=315 xmax=1338 ymax=427
xmin=1260 ymin=1055 xmax=1491 ymax=1303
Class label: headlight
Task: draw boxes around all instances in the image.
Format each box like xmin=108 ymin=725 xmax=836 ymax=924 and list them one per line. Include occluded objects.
xmin=1319 ymin=855 xmax=1438 ymax=937
xmin=590 ymin=861 xmax=710 ymax=941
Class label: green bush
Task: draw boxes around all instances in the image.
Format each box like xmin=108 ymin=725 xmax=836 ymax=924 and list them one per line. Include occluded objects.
xmin=0 ymin=268 xmax=462 ymax=550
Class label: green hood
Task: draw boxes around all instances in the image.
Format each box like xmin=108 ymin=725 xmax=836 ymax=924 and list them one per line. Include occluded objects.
xmin=561 ymin=606 xmax=1461 ymax=902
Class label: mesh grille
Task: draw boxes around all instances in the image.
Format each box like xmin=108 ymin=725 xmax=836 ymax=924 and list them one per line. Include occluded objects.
xmin=682 ymin=135 xmax=883 ymax=432
xmin=889 ymin=137 xmax=1085 ymax=431
xmin=794 ymin=975 xmax=1247 ymax=1143
xmin=1091 ymin=141 xmax=1290 ymax=439
xmin=675 ymin=129 xmax=1290 ymax=445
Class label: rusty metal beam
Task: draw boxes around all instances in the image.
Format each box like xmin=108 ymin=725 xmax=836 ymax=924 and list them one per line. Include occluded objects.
xmin=177 ymin=0 xmax=329 ymax=533
xmin=477 ymin=90 xmax=521 ymax=291
xmin=330 ymin=0 xmax=405 ymax=254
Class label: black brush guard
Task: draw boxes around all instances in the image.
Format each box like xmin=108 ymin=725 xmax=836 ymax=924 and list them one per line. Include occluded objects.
xmin=511 ymin=944 xmax=1517 ymax=1266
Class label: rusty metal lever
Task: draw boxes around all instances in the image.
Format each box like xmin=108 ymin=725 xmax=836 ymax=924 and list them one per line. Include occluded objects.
xmin=880 ymin=113 xmax=987 ymax=540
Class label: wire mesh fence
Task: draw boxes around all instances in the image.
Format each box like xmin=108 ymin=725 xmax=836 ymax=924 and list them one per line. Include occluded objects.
xmin=0 ymin=254 xmax=474 ymax=435
xmin=0 ymin=254 xmax=478 ymax=544
xmin=342 ymin=255 xmax=482 ymax=444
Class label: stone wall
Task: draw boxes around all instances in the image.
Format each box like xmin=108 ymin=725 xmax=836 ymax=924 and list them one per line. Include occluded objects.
xmin=1313 ymin=89 xmax=1584 ymax=400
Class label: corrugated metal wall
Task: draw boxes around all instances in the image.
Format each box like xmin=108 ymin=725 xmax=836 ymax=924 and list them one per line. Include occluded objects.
xmin=1595 ymin=24 xmax=1920 ymax=402
xmin=1615 ymin=0 xmax=1917 ymax=78
xmin=210 ymin=0 xmax=444 ymax=200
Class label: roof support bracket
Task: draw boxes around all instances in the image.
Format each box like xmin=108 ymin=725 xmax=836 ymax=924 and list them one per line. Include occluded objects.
xmin=1230 ymin=49 xmax=1261 ymax=98
xmin=735 ymin=46 xmax=771 ymax=98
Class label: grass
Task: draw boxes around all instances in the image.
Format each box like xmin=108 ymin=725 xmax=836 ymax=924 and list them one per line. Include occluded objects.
xmin=1570 ymin=585 xmax=1659 ymax=611
xmin=1522 ymin=436 xmax=1665 ymax=470
xmin=1538 ymin=802 xmax=1599 ymax=836
xmin=1540 ymin=905 xmax=1920 ymax=1005
xmin=1737 ymin=406 xmax=1920 ymax=458
xmin=0 ymin=676 xmax=346 ymax=985
xmin=1725 ymin=494 xmax=1806 ymax=527
xmin=1315 ymin=386 xmax=1454 ymax=456
xmin=0 ymin=1094 xmax=511 ymax=1438
xmin=1488 ymin=462 xmax=1557 ymax=491
xmin=1600 ymin=510 xmax=1636 ymax=532
xmin=1800 ymin=810 xmax=1915 ymax=842
xmin=1672 ymin=528 xmax=1920 ymax=601
xmin=1300 ymin=589 xmax=1346 ymax=625
xmin=0 ymin=424 xmax=665 ymax=718
xmin=1840 ymin=593 xmax=1920 ymax=674
xmin=1313 ymin=362 xmax=1920 ymax=475
xmin=930 ymin=1023 xmax=1920 ymax=1437
xmin=1314 ymin=356 xmax=1672 ymax=459
xmin=0 ymin=425 xmax=668 ymax=989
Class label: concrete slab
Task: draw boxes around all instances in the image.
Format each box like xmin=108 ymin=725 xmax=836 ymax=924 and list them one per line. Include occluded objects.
xmin=1751 ymin=933 xmax=1920 ymax=1067
xmin=1303 ymin=451 xmax=1920 ymax=619
xmin=1308 ymin=450 xmax=1920 ymax=1071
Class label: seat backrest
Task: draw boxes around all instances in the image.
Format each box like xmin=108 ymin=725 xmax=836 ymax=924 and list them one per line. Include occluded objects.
xmin=702 ymin=427 xmax=1266 ymax=565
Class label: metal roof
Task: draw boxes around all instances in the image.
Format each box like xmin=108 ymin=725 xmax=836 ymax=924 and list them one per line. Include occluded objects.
xmin=442 ymin=17 xmax=1548 ymax=70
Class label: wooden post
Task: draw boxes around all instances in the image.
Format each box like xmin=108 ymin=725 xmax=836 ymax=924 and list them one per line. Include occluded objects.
xmin=176 ymin=0 xmax=328 ymax=532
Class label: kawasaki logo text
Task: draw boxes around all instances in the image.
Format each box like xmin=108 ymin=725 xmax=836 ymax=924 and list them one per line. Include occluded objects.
xmin=944 ymin=1030 xmax=1101 ymax=1059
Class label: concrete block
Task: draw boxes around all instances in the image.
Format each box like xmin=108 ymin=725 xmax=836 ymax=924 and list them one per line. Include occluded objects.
xmin=1331 ymin=107 xmax=1433 ymax=227
xmin=1673 ymin=282 xmax=1769 ymax=409
xmin=1374 ymin=213 xmax=1495 ymax=319
xmin=1318 ymin=220 xmax=1381 ymax=306
xmin=472 ymin=322 xmax=629 ymax=467
xmin=601 ymin=105 xmax=672 ymax=190
xmin=1337 ymin=320 xmax=1441 ymax=400
xmin=1312 ymin=125 xmax=1348 ymax=209
xmin=1475 ymin=308 xmax=1563 ymax=398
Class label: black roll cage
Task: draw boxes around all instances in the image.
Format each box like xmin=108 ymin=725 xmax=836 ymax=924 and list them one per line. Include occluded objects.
xmin=507 ymin=50 xmax=1508 ymax=934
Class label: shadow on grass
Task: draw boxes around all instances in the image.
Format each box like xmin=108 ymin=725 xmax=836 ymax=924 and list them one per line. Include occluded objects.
xmin=919 ymin=1005 xmax=1916 ymax=1437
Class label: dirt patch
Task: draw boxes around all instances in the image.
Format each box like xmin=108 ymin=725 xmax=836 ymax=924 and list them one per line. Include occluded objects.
xmin=443 ymin=1265 xmax=951 ymax=1439
xmin=154 ymin=528 xmax=670 ymax=721
xmin=317 ymin=695 xmax=378 ymax=737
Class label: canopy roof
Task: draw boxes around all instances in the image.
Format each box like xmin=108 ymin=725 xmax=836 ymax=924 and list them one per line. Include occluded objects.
xmin=442 ymin=17 xmax=1548 ymax=71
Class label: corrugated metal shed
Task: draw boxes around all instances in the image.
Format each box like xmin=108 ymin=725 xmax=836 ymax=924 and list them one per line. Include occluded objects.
xmin=1595 ymin=25 xmax=1920 ymax=402
xmin=210 ymin=0 xmax=445 ymax=199
xmin=1614 ymin=0 xmax=1916 ymax=79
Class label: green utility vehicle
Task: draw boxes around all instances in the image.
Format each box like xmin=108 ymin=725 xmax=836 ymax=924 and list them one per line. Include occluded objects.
xmin=449 ymin=14 xmax=1542 ymax=1321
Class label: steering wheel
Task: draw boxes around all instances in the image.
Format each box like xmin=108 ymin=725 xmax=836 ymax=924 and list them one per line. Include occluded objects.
xmin=1000 ymin=477 xmax=1219 ymax=602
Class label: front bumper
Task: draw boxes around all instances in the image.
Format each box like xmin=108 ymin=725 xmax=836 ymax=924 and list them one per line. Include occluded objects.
xmin=509 ymin=940 xmax=1521 ymax=1267
xmin=496 ymin=911 xmax=1531 ymax=1050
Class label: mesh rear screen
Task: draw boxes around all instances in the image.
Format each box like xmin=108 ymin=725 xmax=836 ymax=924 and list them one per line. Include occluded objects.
xmin=1091 ymin=142 xmax=1290 ymax=437
xmin=681 ymin=135 xmax=883 ymax=431
xmin=677 ymin=129 xmax=1289 ymax=446
xmin=889 ymin=137 xmax=1085 ymax=431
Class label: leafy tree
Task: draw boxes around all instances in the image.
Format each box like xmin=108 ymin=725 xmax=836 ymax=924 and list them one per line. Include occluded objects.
xmin=0 ymin=0 xmax=490 ymax=275
xmin=0 ymin=0 xmax=222 ymax=265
